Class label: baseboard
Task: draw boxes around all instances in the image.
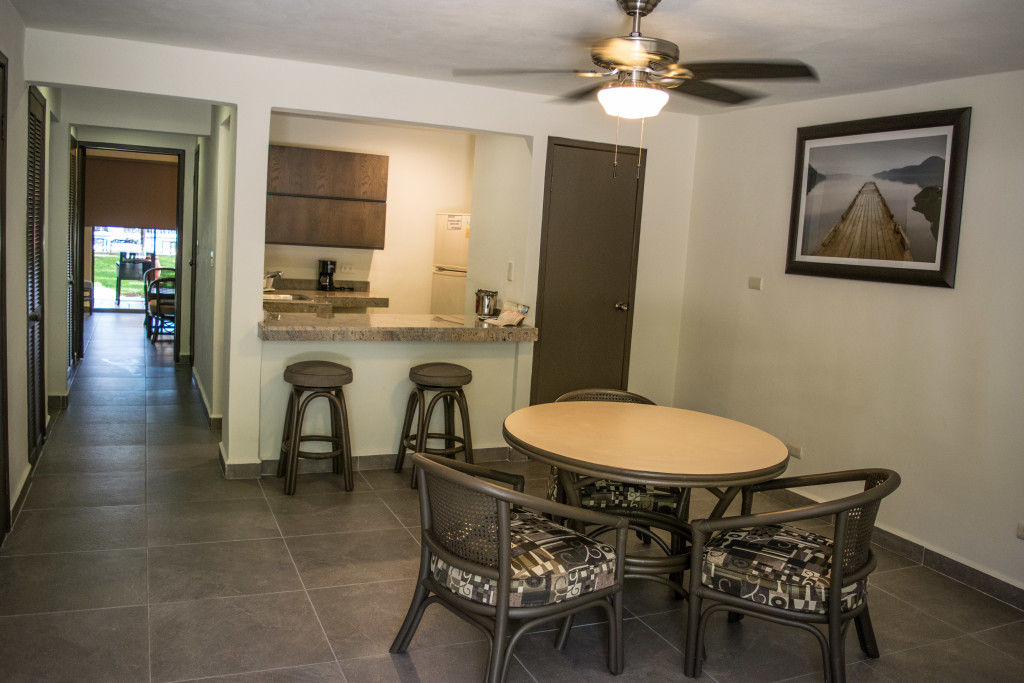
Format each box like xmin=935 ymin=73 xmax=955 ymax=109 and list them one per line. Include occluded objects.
xmin=47 ymin=394 xmax=69 ymax=413
xmin=230 ymin=444 xmax=1024 ymax=612
xmin=192 ymin=369 xmax=222 ymax=430
xmin=219 ymin=444 xmax=262 ymax=480
xmin=6 ymin=453 xmax=37 ymax=539
xmin=257 ymin=446 xmax=512 ymax=476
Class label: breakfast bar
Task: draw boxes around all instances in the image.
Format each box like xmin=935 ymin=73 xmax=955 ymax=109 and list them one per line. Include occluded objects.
xmin=257 ymin=312 xmax=538 ymax=471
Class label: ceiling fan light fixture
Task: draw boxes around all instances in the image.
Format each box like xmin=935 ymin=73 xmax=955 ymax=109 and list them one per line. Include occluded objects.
xmin=598 ymin=80 xmax=669 ymax=119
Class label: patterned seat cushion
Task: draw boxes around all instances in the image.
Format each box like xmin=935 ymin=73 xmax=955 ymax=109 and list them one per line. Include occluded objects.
xmin=430 ymin=511 xmax=617 ymax=607
xmin=546 ymin=467 xmax=678 ymax=514
xmin=701 ymin=524 xmax=866 ymax=614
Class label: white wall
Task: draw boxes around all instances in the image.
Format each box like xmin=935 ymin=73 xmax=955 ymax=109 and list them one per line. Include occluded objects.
xmin=679 ymin=70 xmax=1024 ymax=588
xmin=11 ymin=6 xmax=1022 ymax=592
xmin=192 ymin=105 xmax=235 ymax=421
xmin=1 ymin=0 xmax=29 ymax=511
xmin=467 ymin=133 xmax=533 ymax=315
xmin=265 ymin=114 xmax=475 ymax=314
xmin=23 ymin=29 xmax=697 ymax=472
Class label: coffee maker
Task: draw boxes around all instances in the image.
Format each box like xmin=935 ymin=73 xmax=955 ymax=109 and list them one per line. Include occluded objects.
xmin=317 ymin=259 xmax=336 ymax=291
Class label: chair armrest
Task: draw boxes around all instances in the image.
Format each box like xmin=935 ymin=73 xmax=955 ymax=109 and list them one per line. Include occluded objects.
xmin=749 ymin=469 xmax=878 ymax=495
xmin=412 ymin=453 xmax=627 ymax=532
xmin=417 ymin=453 xmax=525 ymax=491
xmin=691 ymin=502 xmax=834 ymax=537
xmin=692 ymin=468 xmax=899 ymax=537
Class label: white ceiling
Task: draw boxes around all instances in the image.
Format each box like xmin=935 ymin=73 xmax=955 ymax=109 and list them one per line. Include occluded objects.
xmin=14 ymin=0 xmax=1024 ymax=114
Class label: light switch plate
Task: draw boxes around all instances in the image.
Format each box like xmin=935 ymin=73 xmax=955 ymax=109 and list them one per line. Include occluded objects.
xmin=748 ymin=276 xmax=763 ymax=290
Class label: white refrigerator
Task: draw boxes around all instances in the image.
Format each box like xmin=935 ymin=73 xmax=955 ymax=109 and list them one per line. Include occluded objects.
xmin=430 ymin=213 xmax=470 ymax=314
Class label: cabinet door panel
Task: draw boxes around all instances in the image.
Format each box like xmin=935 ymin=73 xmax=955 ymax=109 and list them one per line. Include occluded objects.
xmin=267 ymin=145 xmax=388 ymax=201
xmin=265 ymin=195 xmax=386 ymax=249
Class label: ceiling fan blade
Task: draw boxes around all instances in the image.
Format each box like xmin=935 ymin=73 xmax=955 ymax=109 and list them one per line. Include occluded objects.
xmin=670 ymin=79 xmax=761 ymax=105
xmin=452 ymin=68 xmax=609 ymax=78
xmin=557 ymin=81 xmax=609 ymax=102
xmin=681 ymin=60 xmax=817 ymax=81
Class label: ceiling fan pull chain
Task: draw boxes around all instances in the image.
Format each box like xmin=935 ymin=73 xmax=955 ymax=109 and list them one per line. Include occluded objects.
xmin=613 ymin=116 xmax=621 ymax=179
xmin=637 ymin=117 xmax=645 ymax=179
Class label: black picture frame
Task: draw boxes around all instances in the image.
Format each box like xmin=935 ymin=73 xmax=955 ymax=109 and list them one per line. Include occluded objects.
xmin=786 ymin=108 xmax=971 ymax=287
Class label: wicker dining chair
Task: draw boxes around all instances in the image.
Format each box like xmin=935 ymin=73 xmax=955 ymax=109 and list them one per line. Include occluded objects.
xmin=391 ymin=453 xmax=629 ymax=683
xmin=547 ymin=389 xmax=686 ymax=514
xmin=684 ymin=468 xmax=901 ymax=683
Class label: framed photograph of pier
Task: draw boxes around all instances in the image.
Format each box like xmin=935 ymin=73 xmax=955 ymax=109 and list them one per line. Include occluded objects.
xmin=786 ymin=108 xmax=971 ymax=287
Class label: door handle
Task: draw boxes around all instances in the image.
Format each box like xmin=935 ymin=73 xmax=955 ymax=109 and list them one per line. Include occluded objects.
xmin=614 ymin=301 xmax=629 ymax=312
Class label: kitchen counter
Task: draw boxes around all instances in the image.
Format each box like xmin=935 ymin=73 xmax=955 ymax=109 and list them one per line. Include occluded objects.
xmin=259 ymin=312 xmax=538 ymax=343
xmin=262 ymin=289 xmax=389 ymax=315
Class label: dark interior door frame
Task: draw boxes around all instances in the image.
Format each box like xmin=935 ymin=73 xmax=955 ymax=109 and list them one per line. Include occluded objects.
xmin=69 ymin=135 xmax=82 ymax=365
xmin=78 ymin=143 xmax=186 ymax=361
xmin=188 ymin=143 xmax=200 ymax=366
xmin=0 ymin=50 xmax=11 ymax=536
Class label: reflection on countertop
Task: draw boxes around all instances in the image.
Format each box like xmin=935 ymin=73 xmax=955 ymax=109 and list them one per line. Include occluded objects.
xmin=259 ymin=312 xmax=538 ymax=343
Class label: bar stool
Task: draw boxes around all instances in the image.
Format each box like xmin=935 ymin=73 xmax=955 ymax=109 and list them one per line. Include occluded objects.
xmin=277 ymin=360 xmax=354 ymax=495
xmin=394 ymin=362 xmax=474 ymax=476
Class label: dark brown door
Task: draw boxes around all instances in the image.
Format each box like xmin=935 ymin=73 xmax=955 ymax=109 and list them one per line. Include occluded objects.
xmin=26 ymin=87 xmax=47 ymax=464
xmin=188 ymin=143 xmax=200 ymax=366
xmin=530 ymin=137 xmax=646 ymax=405
xmin=69 ymin=137 xmax=83 ymax=363
xmin=0 ymin=50 xmax=11 ymax=536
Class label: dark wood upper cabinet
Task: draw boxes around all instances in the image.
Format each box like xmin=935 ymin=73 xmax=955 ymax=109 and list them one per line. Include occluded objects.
xmin=265 ymin=144 xmax=388 ymax=249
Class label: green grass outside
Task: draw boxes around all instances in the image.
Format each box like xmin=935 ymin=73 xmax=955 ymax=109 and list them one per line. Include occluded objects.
xmin=93 ymin=253 xmax=145 ymax=298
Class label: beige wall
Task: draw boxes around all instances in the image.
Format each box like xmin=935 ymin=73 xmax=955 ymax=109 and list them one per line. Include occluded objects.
xmin=1 ymin=0 xmax=29 ymax=508
xmin=5 ymin=0 xmax=1022 ymax=592
xmin=264 ymin=113 xmax=475 ymax=314
xmin=23 ymin=27 xmax=697 ymax=473
xmin=679 ymin=70 xmax=1024 ymax=587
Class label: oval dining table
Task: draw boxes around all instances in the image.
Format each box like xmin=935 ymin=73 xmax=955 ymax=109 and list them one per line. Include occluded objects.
xmin=502 ymin=401 xmax=790 ymax=593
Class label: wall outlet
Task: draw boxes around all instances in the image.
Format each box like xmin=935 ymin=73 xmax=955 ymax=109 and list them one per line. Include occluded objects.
xmin=1017 ymin=521 xmax=1024 ymax=540
xmin=786 ymin=443 xmax=803 ymax=460
xmin=340 ymin=264 xmax=354 ymax=273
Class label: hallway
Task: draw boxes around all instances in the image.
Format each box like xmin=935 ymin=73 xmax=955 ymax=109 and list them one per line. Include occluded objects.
xmin=0 ymin=313 xmax=1023 ymax=681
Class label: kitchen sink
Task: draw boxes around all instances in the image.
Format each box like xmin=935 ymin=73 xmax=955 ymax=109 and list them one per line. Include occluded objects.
xmin=262 ymin=293 xmax=311 ymax=301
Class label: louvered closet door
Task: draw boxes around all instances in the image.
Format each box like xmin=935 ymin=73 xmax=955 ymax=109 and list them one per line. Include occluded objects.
xmin=26 ymin=87 xmax=46 ymax=465
xmin=1 ymin=50 xmax=12 ymax=536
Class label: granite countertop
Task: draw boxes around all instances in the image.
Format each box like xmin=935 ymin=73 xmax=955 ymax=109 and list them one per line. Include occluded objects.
xmin=259 ymin=312 xmax=538 ymax=343
xmin=267 ymin=289 xmax=390 ymax=308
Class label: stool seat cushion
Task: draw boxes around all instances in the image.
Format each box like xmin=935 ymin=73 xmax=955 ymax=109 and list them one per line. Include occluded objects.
xmin=284 ymin=360 xmax=353 ymax=388
xmin=429 ymin=510 xmax=617 ymax=608
xmin=410 ymin=362 xmax=472 ymax=388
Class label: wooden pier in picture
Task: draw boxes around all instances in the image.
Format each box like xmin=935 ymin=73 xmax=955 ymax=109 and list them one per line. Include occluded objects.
xmin=816 ymin=181 xmax=913 ymax=261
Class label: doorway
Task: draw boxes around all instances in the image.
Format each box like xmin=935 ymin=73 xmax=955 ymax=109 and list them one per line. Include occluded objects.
xmin=530 ymin=137 xmax=646 ymax=405
xmin=76 ymin=145 xmax=185 ymax=360
xmin=0 ymin=49 xmax=10 ymax=536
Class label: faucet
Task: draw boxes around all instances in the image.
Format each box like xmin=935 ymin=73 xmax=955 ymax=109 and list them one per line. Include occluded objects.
xmin=264 ymin=271 xmax=283 ymax=280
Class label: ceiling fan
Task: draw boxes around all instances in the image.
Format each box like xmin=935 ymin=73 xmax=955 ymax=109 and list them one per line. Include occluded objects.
xmin=455 ymin=0 xmax=817 ymax=118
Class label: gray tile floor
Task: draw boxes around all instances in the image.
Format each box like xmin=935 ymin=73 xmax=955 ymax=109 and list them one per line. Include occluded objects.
xmin=1 ymin=312 xmax=1022 ymax=682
